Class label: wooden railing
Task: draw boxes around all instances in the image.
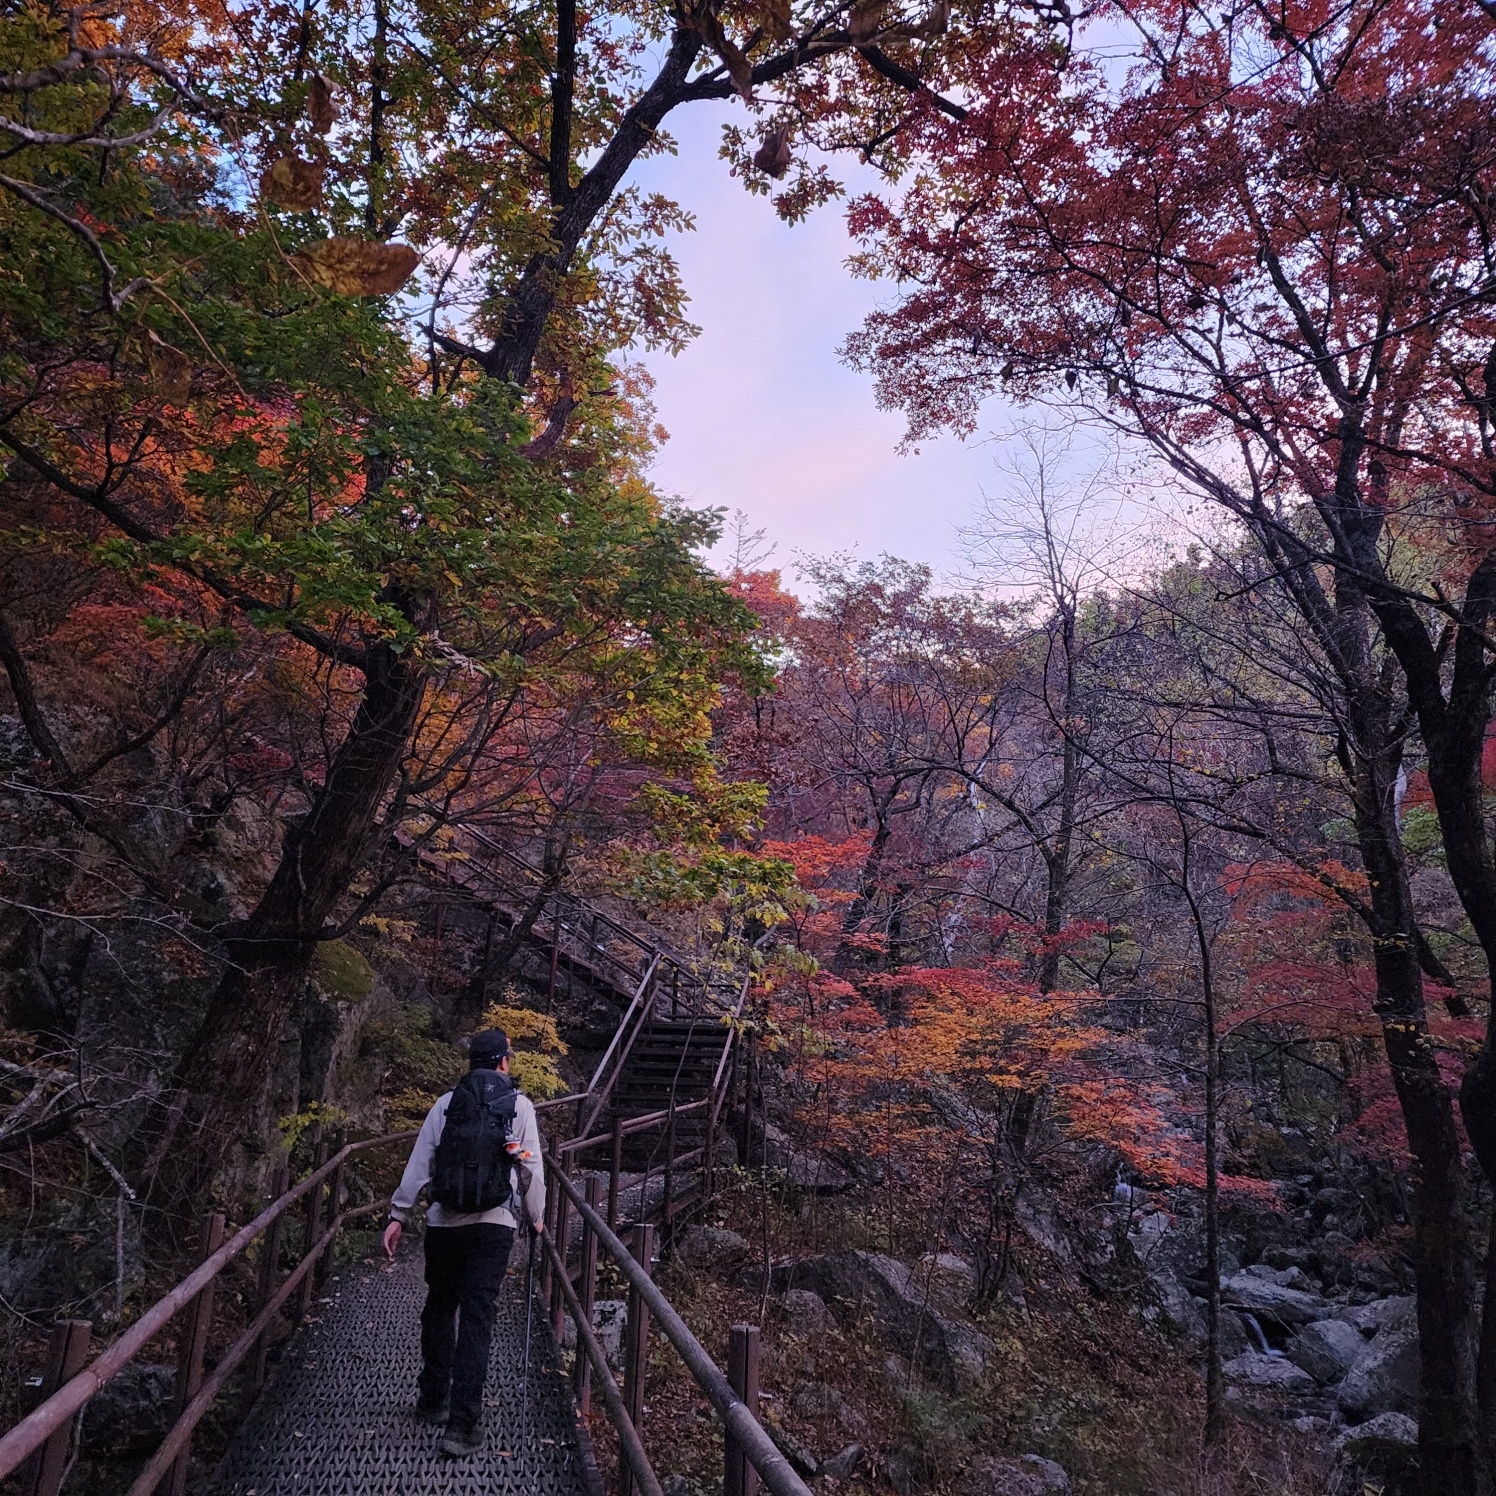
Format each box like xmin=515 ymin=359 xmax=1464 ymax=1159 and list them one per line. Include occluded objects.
xmin=2 ymin=977 xmax=763 ymax=1496
xmin=542 ymin=1171 xmax=806 ymax=1496
xmin=2 ymin=863 xmax=755 ymax=1496
xmin=0 ymin=1131 xmax=415 ymax=1496
xmin=432 ymin=826 xmax=744 ymax=1023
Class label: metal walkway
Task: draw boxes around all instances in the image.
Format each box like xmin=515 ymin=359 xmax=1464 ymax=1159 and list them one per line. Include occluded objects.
xmin=212 ymin=1246 xmax=595 ymax=1496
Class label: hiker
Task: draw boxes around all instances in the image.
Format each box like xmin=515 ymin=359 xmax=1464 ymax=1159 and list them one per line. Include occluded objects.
xmin=382 ymin=1028 xmax=546 ymax=1458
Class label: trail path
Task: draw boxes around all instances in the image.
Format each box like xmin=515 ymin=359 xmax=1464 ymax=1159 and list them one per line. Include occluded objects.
xmin=214 ymin=1247 xmax=595 ymax=1496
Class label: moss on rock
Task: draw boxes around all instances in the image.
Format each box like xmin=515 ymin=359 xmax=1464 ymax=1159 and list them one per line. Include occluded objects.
xmin=311 ymin=940 xmax=375 ymax=1004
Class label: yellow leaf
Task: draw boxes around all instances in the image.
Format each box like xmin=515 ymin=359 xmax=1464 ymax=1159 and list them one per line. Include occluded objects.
xmin=261 ymin=155 xmax=325 ymax=211
xmin=294 ymin=238 xmax=421 ymax=296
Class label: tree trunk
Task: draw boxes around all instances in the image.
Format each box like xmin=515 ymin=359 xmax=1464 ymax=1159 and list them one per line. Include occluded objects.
xmin=1343 ymin=672 xmax=1486 ymax=1493
xmin=166 ymin=640 xmax=427 ymax=1172
xmin=1357 ymin=544 xmax=1496 ymax=1452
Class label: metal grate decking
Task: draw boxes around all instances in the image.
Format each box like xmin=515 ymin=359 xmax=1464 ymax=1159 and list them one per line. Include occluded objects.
xmin=213 ymin=1243 xmax=595 ymax=1496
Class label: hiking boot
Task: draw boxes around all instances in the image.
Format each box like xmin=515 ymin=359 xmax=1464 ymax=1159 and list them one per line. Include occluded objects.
xmin=414 ymin=1397 xmax=449 ymax=1426
xmin=438 ymin=1420 xmax=484 ymax=1458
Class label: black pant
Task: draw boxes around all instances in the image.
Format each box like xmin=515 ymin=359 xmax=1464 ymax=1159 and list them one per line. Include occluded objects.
xmin=419 ymin=1223 xmax=515 ymax=1429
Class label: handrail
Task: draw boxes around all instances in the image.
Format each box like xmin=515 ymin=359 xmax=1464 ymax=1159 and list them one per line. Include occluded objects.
xmin=0 ymin=1130 xmax=416 ymax=1482
xmin=122 ymin=1198 xmax=386 ymax=1496
xmin=453 ymin=828 xmax=744 ymax=1021
xmin=559 ymin=1097 xmax=711 ymax=1157
xmin=540 ymin=1227 xmax=663 ymax=1496
xmin=578 ymin=953 xmax=660 ymax=1138
xmin=552 ymin=1171 xmax=812 ymax=1496
xmin=463 ymin=829 xmax=659 ymax=966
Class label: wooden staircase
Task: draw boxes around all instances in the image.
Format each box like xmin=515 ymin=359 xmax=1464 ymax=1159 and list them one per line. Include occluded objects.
xmin=605 ymin=1019 xmax=732 ymax=1168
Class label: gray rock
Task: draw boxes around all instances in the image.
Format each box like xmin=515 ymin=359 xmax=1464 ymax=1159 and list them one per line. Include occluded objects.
xmin=1242 ymin=1263 xmax=1297 ymax=1284
xmin=964 ymin=1454 xmax=1072 ymax=1495
xmin=788 ymin=1251 xmax=992 ymax=1393
xmin=790 ymin=1381 xmax=848 ymax=1420
xmin=762 ymin=1126 xmax=856 ymax=1194
xmin=1290 ymin=1415 xmax=1330 ymax=1435
xmin=1338 ymin=1329 xmax=1421 ymax=1420
xmin=1218 ymin=1310 xmax=1250 ymax=1359
xmin=561 ymin=1299 xmax=627 ymax=1370
xmin=80 ymin=1363 xmax=175 ymax=1454
xmin=778 ymin=1288 xmax=832 ymax=1336
xmin=674 ymin=1226 xmax=751 ymax=1279
xmin=1221 ymin=1270 xmax=1329 ymax=1326
xmin=887 ymin=1445 xmax=929 ymax=1495
xmin=765 ymin=1420 xmax=819 ymax=1477
xmin=1332 ymin=1296 xmax=1416 ymax=1338
xmin=823 ymin=1443 xmax=865 ymax=1480
xmin=1286 ymin=1318 xmax=1365 ymax=1383
xmin=1222 ymin=1351 xmax=1316 ymax=1394
xmin=785 ymin=1153 xmax=856 ymax=1194
xmin=1334 ymin=1411 xmax=1419 ymax=1458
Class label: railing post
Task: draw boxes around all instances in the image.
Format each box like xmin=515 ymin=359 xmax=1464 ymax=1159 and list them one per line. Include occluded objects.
xmin=541 ymin=1148 xmax=560 ymax=1299
xmin=620 ymin=1222 xmax=655 ymax=1496
xmin=317 ymin=1130 xmax=346 ymax=1285
xmin=295 ymin=1133 xmax=327 ymax=1322
xmin=609 ymin=1117 xmax=624 ymax=1232
xmin=725 ymin=1324 xmax=761 ymax=1496
xmin=252 ymin=1162 xmax=291 ymax=1390
xmin=573 ymin=1175 xmax=602 ymax=1414
xmin=167 ymin=1211 xmax=225 ymax=1496
xmin=662 ymin=1101 xmax=677 ymax=1232
xmin=551 ymin=1152 xmax=573 ymax=1342
xmin=706 ymin=1060 xmax=722 ymax=1206
xmin=23 ymin=1319 xmax=91 ymax=1496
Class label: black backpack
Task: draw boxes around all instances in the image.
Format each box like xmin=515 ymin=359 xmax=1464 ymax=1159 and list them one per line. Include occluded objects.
xmin=430 ymin=1069 xmax=520 ymax=1212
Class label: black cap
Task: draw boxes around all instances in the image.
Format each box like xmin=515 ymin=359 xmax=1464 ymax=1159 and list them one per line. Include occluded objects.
xmin=467 ymin=1029 xmax=511 ymax=1066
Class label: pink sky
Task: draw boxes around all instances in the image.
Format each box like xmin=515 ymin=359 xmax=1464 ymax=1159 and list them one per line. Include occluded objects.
xmin=629 ymin=100 xmax=1007 ymax=580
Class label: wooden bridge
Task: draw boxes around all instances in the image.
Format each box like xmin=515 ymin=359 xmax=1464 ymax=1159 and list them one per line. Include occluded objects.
xmin=0 ymin=852 xmax=788 ymax=1496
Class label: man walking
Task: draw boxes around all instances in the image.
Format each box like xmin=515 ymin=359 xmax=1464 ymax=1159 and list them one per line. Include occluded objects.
xmin=382 ymin=1029 xmax=546 ymax=1458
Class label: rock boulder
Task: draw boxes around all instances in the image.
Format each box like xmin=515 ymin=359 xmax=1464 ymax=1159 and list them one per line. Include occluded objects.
xmin=674 ymin=1226 xmax=751 ymax=1279
xmin=1221 ymin=1270 xmax=1329 ymax=1327
xmin=1334 ymin=1411 xmax=1418 ymax=1459
xmin=778 ymin=1288 xmax=833 ymax=1336
xmin=964 ymin=1454 xmax=1072 ymax=1496
xmin=788 ymin=1251 xmax=992 ymax=1394
xmin=823 ymin=1443 xmax=865 ymax=1480
xmin=1222 ymin=1351 xmax=1316 ymax=1394
xmin=1338 ymin=1329 xmax=1421 ymax=1421
xmin=1285 ymin=1318 xmax=1365 ymax=1384
xmin=1332 ymin=1296 xmax=1416 ymax=1338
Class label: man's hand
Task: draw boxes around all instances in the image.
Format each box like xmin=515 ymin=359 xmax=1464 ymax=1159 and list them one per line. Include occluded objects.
xmin=383 ymin=1219 xmax=402 ymax=1259
xmin=530 ymin=1217 xmax=544 ymax=1237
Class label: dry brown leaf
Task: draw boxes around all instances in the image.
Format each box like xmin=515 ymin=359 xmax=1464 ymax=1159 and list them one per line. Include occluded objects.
xmin=763 ymin=0 xmax=793 ymax=43
xmin=848 ymin=0 xmax=886 ymax=41
xmin=692 ymin=8 xmax=755 ymax=99
xmin=752 ymin=126 xmax=794 ymax=178
xmin=307 ymin=73 xmax=338 ymax=134
xmin=261 ymin=155 xmax=325 ymax=211
xmin=144 ymin=329 xmax=192 ymax=404
xmin=904 ymin=0 xmax=946 ymax=35
xmin=294 ymin=238 xmax=421 ymax=296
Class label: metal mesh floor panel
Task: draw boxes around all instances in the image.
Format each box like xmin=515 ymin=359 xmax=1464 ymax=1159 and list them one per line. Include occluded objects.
xmin=213 ymin=1247 xmax=592 ymax=1496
